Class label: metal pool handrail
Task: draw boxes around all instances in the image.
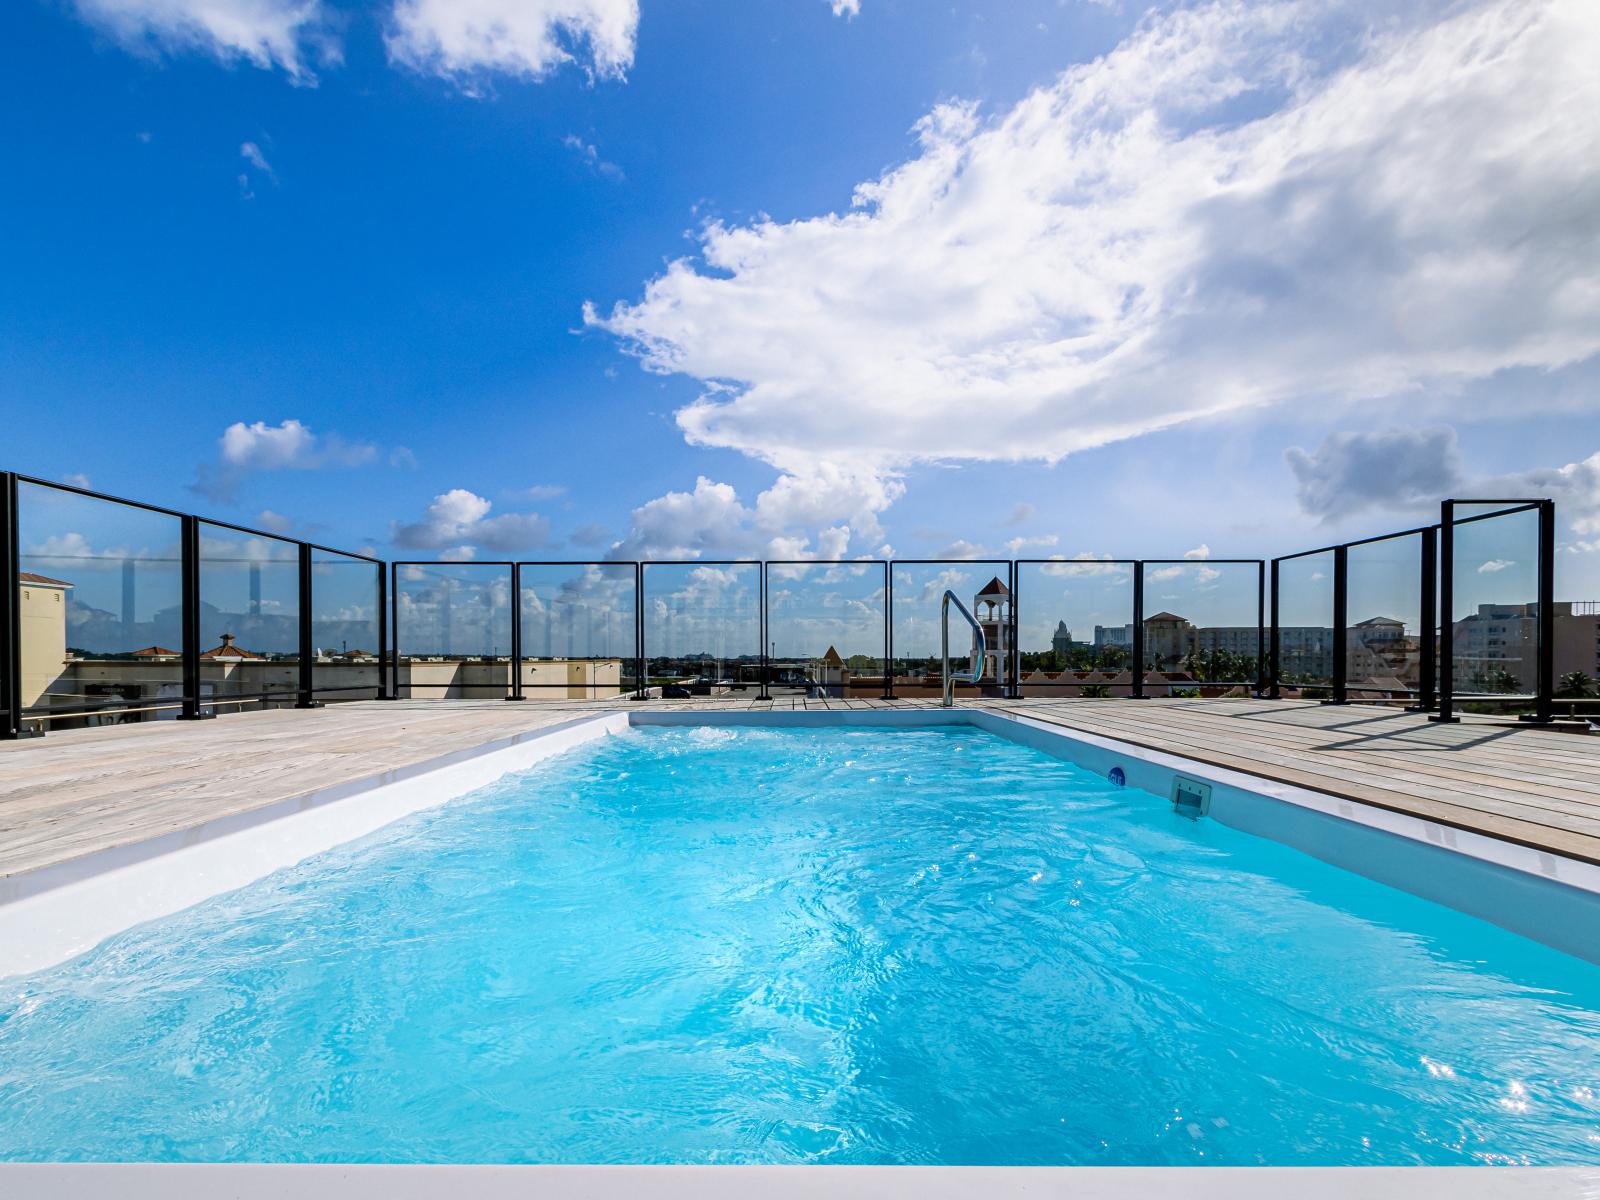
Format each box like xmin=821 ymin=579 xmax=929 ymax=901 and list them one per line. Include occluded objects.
xmin=941 ymin=589 xmax=986 ymax=708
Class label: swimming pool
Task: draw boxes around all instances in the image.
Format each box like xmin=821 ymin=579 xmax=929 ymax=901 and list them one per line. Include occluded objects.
xmin=2 ymin=720 xmax=1598 ymax=1166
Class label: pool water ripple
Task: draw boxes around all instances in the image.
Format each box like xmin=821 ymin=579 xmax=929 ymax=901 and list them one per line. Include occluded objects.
xmin=2 ymin=724 xmax=1599 ymax=1164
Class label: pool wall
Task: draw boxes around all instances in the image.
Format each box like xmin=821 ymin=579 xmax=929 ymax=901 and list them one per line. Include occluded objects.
xmin=3 ymin=707 xmax=1599 ymax=979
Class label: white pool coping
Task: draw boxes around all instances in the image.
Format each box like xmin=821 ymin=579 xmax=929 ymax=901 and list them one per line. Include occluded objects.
xmin=1 ymin=1163 xmax=1597 ymax=1199
xmin=4 ymin=707 xmax=1600 ymax=1190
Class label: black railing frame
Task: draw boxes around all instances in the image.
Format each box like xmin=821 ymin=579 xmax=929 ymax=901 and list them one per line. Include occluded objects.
xmin=887 ymin=559 xmax=1013 ymax=700
xmin=514 ymin=560 xmax=644 ymax=699
xmin=637 ymin=560 xmax=765 ymax=700
xmin=1433 ymin=499 xmax=1554 ymax=725
xmin=761 ymin=559 xmax=890 ymax=700
xmin=1137 ymin=559 xmax=1267 ymax=695
xmin=1012 ymin=558 xmax=1140 ymax=698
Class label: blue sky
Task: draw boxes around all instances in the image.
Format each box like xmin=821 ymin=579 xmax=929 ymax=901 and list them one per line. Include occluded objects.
xmin=3 ymin=0 xmax=1598 ymax=625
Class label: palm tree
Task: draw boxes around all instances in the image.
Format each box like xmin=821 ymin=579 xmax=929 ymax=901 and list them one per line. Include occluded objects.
xmin=1556 ymin=670 xmax=1595 ymax=699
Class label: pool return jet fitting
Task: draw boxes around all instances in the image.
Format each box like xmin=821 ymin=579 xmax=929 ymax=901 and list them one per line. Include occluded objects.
xmin=940 ymin=589 xmax=987 ymax=708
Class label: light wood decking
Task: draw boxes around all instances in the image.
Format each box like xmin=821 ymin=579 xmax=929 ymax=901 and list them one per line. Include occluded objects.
xmin=1 ymin=697 xmax=1598 ymax=879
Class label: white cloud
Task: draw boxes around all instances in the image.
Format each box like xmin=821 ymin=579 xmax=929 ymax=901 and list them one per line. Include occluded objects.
xmin=219 ymin=419 xmax=374 ymax=470
xmin=61 ymin=473 xmax=92 ymax=489
xmin=240 ymin=140 xmax=277 ymax=181
xmin=388 ymin=0 xmax=638 ymax=87
xmin=392 ymin=488 xmax=552 ymax=555
xmin=609 ymin=464 xmax=901 ymax=561
xmin=255 ymin=508 xmax=293 ymax=534
xmin=1183 ymin=544 xmax=1212 ymax=561
xmin=72 ymin=0 xmax=329 ymax=77
xmin=1002 ymin=502 xmax=1034 ymax=527
xmin=1287 ymin=427 xmax=1464 ymax=521
xmin=591 ymin=0 xmax=1600 ymax=504
xmin=830 ymin=0 xmax=861 ymax=17
xmin=1005 ymin=534 xmax=1060 ymax=554
xmin=510 ymin=483 xmax=567 ymax=501
xmin=563 ymin=135 xmax=625 ymax=181
xmin=1478 ymin=558 xmax=1515 ymax=573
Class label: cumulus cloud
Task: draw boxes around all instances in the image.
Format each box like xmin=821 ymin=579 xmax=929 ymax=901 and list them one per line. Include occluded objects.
xmin=609 ymin=464 xmax=901 ymax=561
xmin=392 ymin=488 xmax=552 ymax=555
xmin=1286 ymin=427 xmax=1464 ymax=521
xmin=193 ymin=419 xmax=384 ymax=500
xmin=71 ymin=0 xmax=330 ymax=77
xmin=830 ymin=0 xmax=861 ymax=17
xmin=388 ymin=0 xmax=638 ymax=87
xmin=591 ymin=0 xmax=1600 ymax=540
xmin=1478 ymin=558 xmax=1514 ymax=573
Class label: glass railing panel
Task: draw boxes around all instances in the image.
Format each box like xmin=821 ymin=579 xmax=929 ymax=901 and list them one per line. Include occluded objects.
xmin=641 ymin=562 xmax=760 ymax=696
xmin=1347 ymin=533 xmax=1424 ymax=704
xmin=1140 ymin=561 xmax=1262 ymax=693
xmin=197 ymin=522 xmax=300 ymax=714
xmin=312 ymin=550 xmax=382 ymax=702
xmin=15 ymin=481 xmax=184 ymax=728
xmin=1014 ymin=560 xmax=1135 ymax=697
xmin=764 ymin=562 xmax=887 ymax=698
xmin=519 ymin=563 xmax=638 ymax=700
xmin=1449 ymin=504 xmax=1540 ymax=702
xmin=889 ymin=561 xmax=1011 ymax=698
xmin=394 ymin=563 xmax=513 ymax=699
xmin=1275 ymin=552 xmax=1334 ymax=697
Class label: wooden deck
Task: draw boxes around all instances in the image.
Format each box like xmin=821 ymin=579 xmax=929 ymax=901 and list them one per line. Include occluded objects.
xmin=2 ymin=697 xmax=1598 ymax=879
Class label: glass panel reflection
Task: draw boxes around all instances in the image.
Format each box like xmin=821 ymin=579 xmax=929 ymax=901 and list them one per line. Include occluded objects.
xmin=16 ymin=482 xmax=184 ymax=728
xmin=1014 ymin=560 xmax=1135 ymax=697
xmin=1450 ymin=505 xmax=1539 ymax=701
xmin=765 ymin=562 xmax=886 ymax=697
xmin=198 ymin=523 xmax=300 ymax=713
xmin=312 ymin=550 xmax=382 ymax=702
xmin=641 ymin=563 xmax=760 ymax=696
xmin=890 ymin=562 xmax=1011 ymax=698
xmin=1275 ymin=552 xmax=1334 ymax=697
xmin=1347 ymin=534 xmax=1424 ymax=704
xmin=1141 ymin=562 xmax=1262 ymax=694
xmin=395 ymin=563 xmax=512 ymax=699
xmin=519 ymin=563 xmax=638 ymax=700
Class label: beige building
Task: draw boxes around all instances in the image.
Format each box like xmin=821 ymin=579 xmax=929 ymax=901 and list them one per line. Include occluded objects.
xmin=19 ymin=571 xmax=72 ymax=709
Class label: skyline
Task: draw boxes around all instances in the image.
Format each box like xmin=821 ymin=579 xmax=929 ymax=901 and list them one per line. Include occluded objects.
xmin=2 ymin=0 xmax=1597 ymax=610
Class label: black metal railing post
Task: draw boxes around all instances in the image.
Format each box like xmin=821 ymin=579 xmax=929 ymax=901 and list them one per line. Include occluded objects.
xmin=879 ymin=561 xmax=892 ymax=700
xmin=1529 ymin=499 xmax=1556 ymax=724
xmin=1326 ymin=545 xmax=1349 ymax=705
xmin=884 ymin=565 xmax=895 ymax=699
xmin=390 ymin=562 xmax=402 ymax=700
xmin=1432 ymin=502 xmax=1457 ymax=723
xmin=757 ymin=563 xmax=770 ymax=700
xmin=1008 ymin=560 xmax=1020 ymax=699
xmin=506 ymin=563 xmax=525 ymax=700
xmin=376 ymin=560 xmax=395 ymax=700
xmin=1131 ymin=562 xmax=1146 ymax=699
xmin=1268 ymin=558 xmax=1281 ymax=699
xmin=0 ymin=472 xmax=21 ymax=739
xmin=633 ymin=562 xmax=645 ymax=700
xmin=1255 ymin=560 xmax=1268 ymax=697
xmin=295 ymin=542 xmax=317 ymax=708
xmin=1413 ymin=527 xmax=1437 ymax=712
xmin=179 ymin=514 xmax=202 ymax=720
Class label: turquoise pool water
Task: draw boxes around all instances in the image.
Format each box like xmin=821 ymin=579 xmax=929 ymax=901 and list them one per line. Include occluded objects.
xmin=2 ymin=724 xmax=1599 ymax=1165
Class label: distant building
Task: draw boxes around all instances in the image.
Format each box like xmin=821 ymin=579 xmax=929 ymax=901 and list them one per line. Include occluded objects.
xmin=973 ymin=576 xmax=1014 ymax=687
xmin=1094 ymin=624 xmax=1133 ymax=650
xmin=1051 ymin=620 xmax=1072 ymax=659
xmin=1452 ymin=601 xmax=1600 ymax=693
xmin=18 ymin=571 xmax=72 ymax=709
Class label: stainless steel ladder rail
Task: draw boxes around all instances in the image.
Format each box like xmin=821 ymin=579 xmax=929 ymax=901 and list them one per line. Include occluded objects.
xmin=941 ymin=589 xmax=987 ymax=708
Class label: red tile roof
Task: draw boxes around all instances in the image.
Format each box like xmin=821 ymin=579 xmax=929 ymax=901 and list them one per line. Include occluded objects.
xmin=131 ymin=646 xmax=181 ymax=657
xmin=19 ymin=571 xmax=72 ymax=588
